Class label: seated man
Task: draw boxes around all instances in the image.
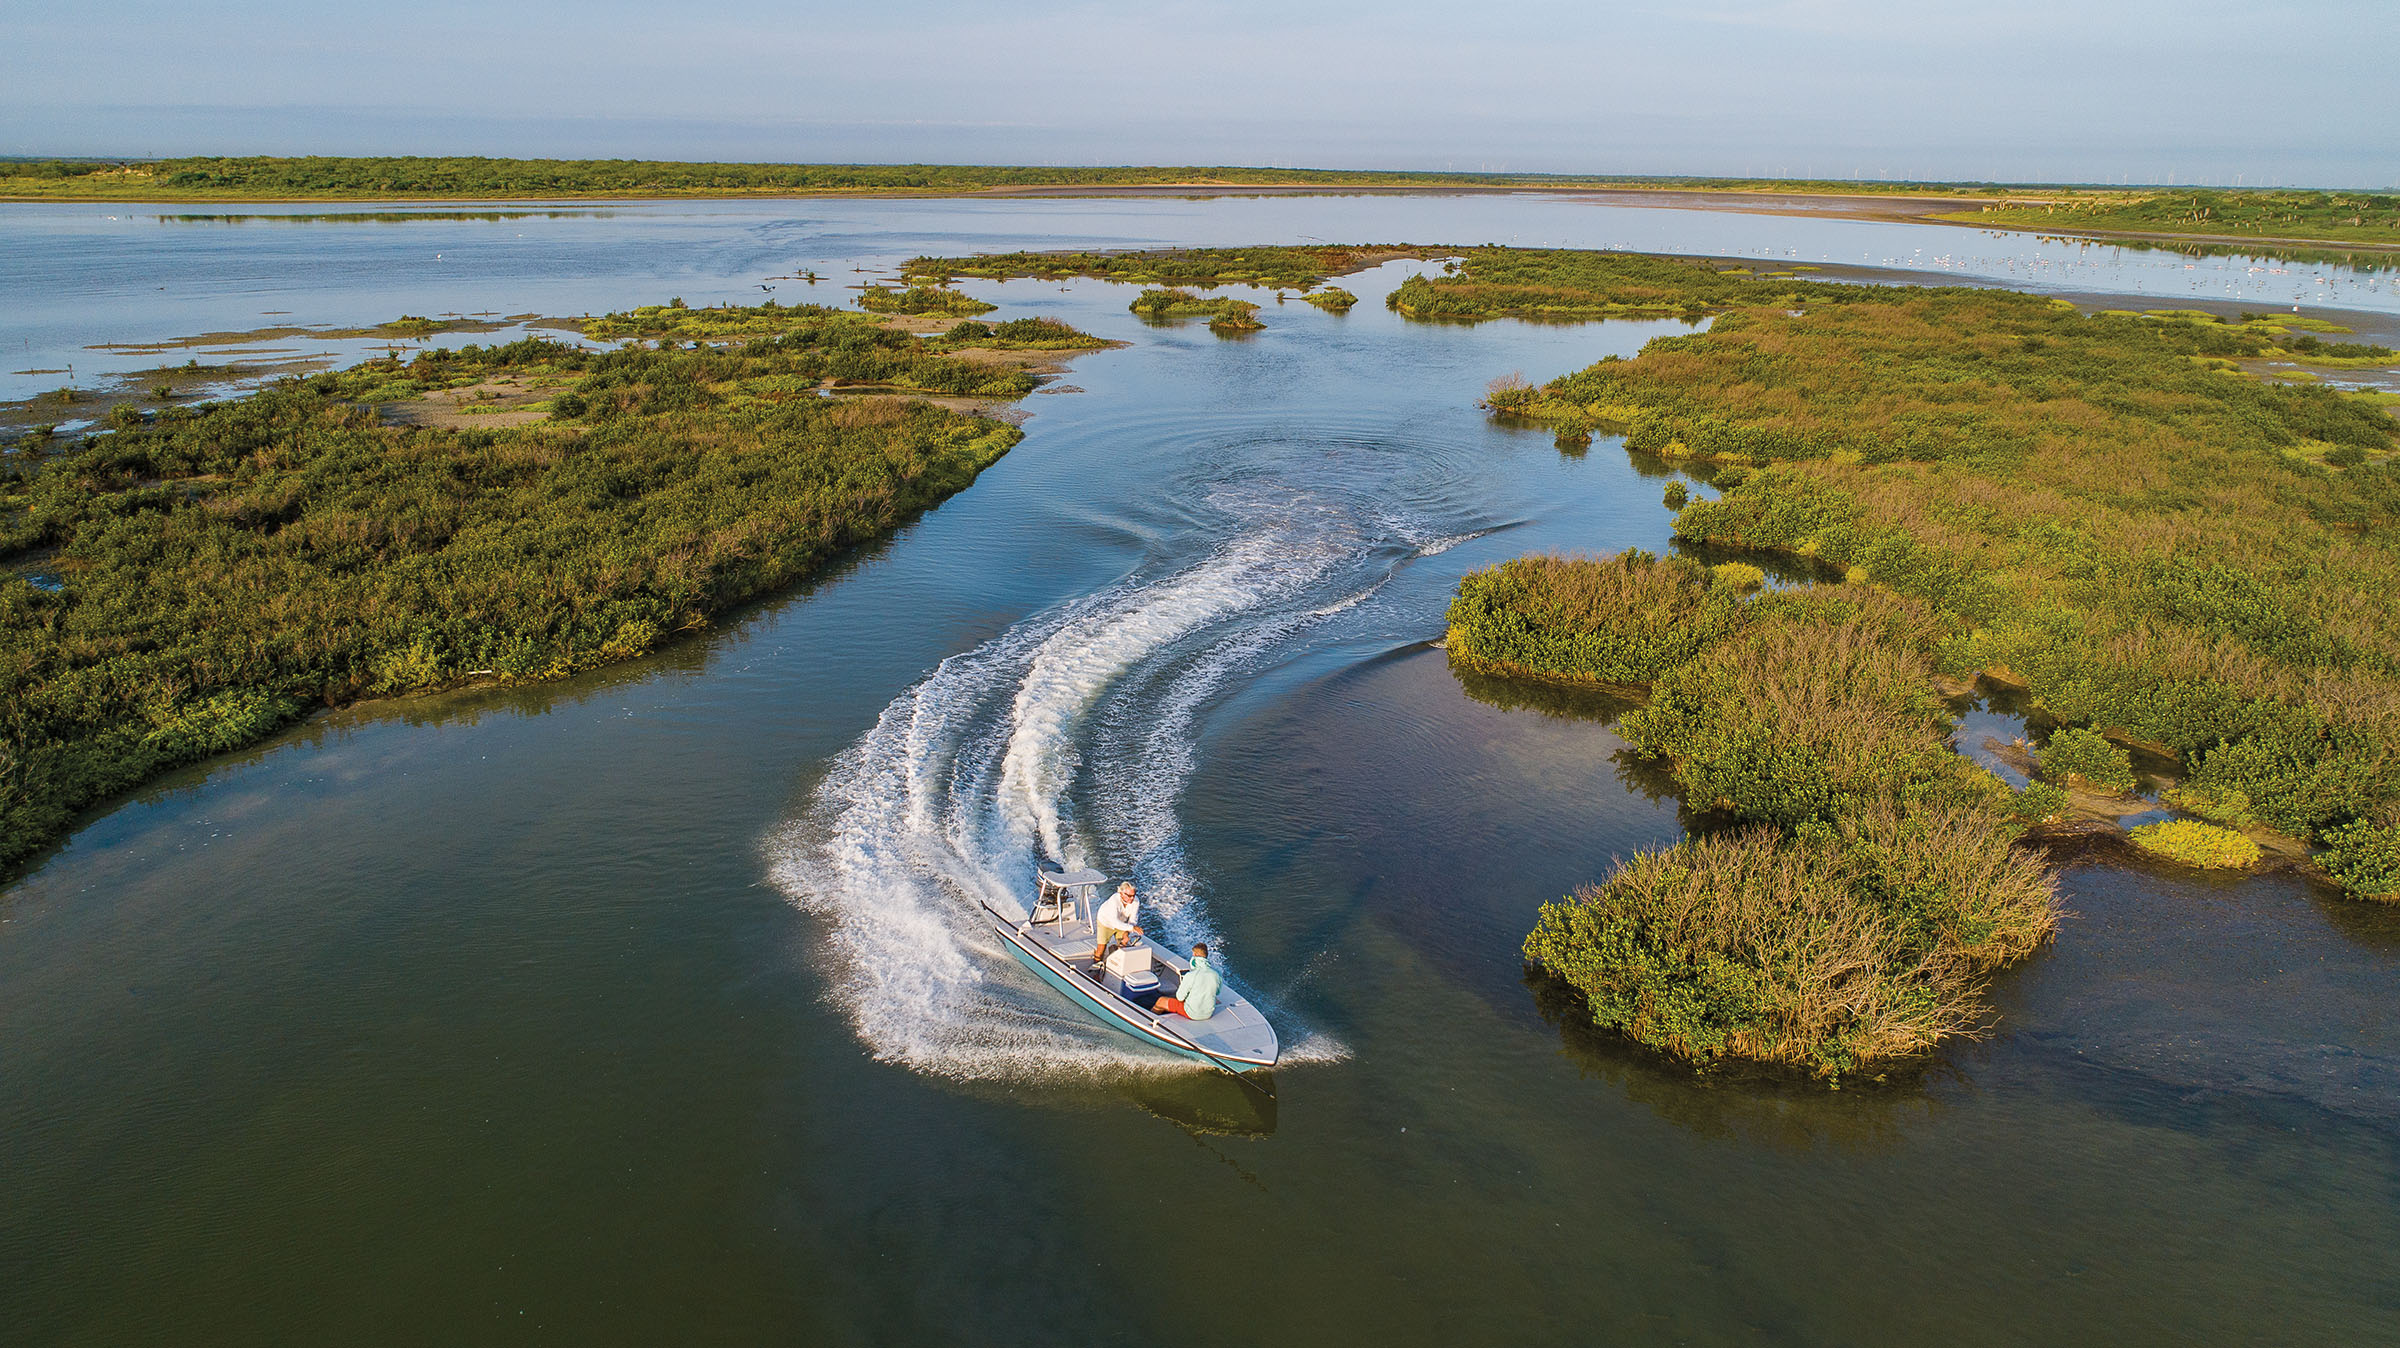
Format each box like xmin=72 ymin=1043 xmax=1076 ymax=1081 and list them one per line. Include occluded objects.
xmin=1089 ymin=881 xmax=1141 ymax=965
xmin=1152 ymin=943 xmax=1220 ymax=1022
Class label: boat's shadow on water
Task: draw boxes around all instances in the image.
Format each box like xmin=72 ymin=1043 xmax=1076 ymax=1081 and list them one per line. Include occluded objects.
xmin=1525 ymin=973 xmax=1953 ymax=1153
xmin=1116 ymin=1070 xmax=1279 ymax=1138
xmin=935 ymin=1066 xmax=1280 ymax=1138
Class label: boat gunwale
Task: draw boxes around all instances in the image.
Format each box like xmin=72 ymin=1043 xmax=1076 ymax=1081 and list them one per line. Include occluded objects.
xmin=982 ymin=900 xmax=1278 ymax=1069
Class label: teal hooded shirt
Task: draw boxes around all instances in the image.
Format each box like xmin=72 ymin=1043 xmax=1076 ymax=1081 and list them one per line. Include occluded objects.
xmin=1177 ymin=956 xmax=1221 ymax=1021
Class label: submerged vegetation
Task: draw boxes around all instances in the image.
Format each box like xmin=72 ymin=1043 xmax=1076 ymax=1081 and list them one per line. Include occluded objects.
xmin=0 ymin=304 xmax=1100 ymax=868
xmin=1437 ymin=243 xmax=2400 ymax=1071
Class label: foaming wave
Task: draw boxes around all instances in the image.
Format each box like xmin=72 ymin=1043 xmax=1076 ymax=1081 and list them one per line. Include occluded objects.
xmin=997 ymin=538 xmax=1304 ymax=865
xmin=769 ymin=503 xmax=1440 ymax=1082
xmin=1413 ymin=527 xmax=1489 ymax=557
xmin=1277 ymin=1033 xmax=1353 ymax=1065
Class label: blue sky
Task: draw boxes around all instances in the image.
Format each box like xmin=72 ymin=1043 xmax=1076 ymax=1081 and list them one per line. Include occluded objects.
xmin=5 ymin=0 xmax=2393 ymax=186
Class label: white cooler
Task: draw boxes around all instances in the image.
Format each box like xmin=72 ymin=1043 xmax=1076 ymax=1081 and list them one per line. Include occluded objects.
xmin=1107 ymin=947 xmax=1160 ymax=1000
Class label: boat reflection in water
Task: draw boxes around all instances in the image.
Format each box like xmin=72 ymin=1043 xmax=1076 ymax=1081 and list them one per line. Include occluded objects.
xmin=1117 ymin=1068 xmax=1279 ymax=1138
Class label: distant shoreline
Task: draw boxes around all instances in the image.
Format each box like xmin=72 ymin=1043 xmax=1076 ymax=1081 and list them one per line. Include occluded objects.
xmin=10 ymin=180 xmax=2395 ymax=255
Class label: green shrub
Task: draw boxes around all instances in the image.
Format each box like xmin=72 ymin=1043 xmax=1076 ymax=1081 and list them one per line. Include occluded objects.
xmin=1446 ymin=551 xmax=1738 ymax=685
xmin=982 ymin=316 xmax=1105 ymax=349
xmin=1129 ymin=288 xmax=1261 ymax=331
xmin=857 ymin=284 xmax=995 ymax=317
xmin=2128 ymin=819 xmax=2262 ymax=869
xmin=1662 ymin=481 xmax=1689 ymax=509
xmin=2037 ymin=727 xmax=2136 ymax=793
xmin=1457 ymin=545 xmax=2050 ymax=1073
xmin=2318 ymin=817 xmax=2400 ymax=899
xmin=1524 ymin=798 xmax=2057 ymax=1077
xmin=1302 ymin=287 xmax=1358 ymax=311
xmin=2163 ymin=783 xmax=2253 ymax=828
xmin=911 ymin=244 xmax=1447 ymax=292
xmin=1710 ymin=561 xmax=1765 ymax=590
xmin=2011 ymin=780 xmax=2069 ymax=823
xmin=2183 ymin=717 xmax=2394 ymax=839
xmin=1621 ymin=609 xmax=1973 ymax=831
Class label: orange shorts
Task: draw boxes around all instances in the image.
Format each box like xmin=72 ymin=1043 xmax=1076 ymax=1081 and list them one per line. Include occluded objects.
xmin=1155 ymin=997 xmax=1187 ymax=1017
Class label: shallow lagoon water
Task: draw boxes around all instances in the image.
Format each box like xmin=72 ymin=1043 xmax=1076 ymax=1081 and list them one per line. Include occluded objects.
xmin=9 ymin=192 xmax=2400 ymax=404
xmin=4 ymin=202 xmax=2400 ymax=1344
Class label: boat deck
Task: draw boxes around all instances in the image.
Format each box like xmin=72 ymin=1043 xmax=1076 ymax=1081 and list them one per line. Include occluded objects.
xmin=1010 ymin=909 xmax=1278 ymax=1065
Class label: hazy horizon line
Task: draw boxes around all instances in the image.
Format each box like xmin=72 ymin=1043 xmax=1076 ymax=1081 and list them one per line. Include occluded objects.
xmin=3 ymin=151 xmax=2392 ymax=196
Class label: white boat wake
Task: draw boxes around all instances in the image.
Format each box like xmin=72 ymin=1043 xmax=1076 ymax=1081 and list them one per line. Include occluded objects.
xmin=767 ymin=487 xmax=1466 ymax=1082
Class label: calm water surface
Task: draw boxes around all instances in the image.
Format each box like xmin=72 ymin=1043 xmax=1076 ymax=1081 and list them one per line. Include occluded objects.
xmin=8 ymin=192 xmax=2400 ymax=404
xmin=4 ymin=200 xmax=2398 ymax=1345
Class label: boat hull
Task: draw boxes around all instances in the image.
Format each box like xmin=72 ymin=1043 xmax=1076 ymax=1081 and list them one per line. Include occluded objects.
xmin=990 ymin=915 xmax=1276 ymax=1070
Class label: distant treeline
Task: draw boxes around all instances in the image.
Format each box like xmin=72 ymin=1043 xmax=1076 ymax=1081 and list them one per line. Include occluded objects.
xmin=1950 ymin=188 xmax=2400 ymax=246
xmin=13 ymin=161 xmax=2397 ymax=250
xmin=0 ymin=156 xmax=2029 ymax=202
xmin=0 ymin=303 xmax=1097 ymax=868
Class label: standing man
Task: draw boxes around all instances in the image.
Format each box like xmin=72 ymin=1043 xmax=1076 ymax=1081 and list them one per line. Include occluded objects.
xmin=1090 ymin=881 xmax=1141 ymax=965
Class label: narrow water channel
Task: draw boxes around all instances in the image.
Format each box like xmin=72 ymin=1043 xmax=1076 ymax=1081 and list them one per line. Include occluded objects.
xmin=4 ymin=203 xmax=2397 ymax=1345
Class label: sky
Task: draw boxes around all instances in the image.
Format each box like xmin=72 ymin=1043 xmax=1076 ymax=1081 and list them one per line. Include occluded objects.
xmin=4 ymin=0 xmax=2394 ymax=187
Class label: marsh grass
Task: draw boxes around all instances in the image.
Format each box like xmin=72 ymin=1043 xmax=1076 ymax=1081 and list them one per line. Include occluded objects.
xmin=1460 ymin=551 xmax=2056 ymax=1074
xmin=1952 ymin=188 xmax=2400 ymax=248
xmin=908 ymin=245 xmax=1448 ymax=291
xmin=1128 ymin=288 xmax=1264 ymax=332
xmin=1452 ymin=248 xmax=2400 ymax=879
xmin=1387 ymin=247 xmax=1881 ymax=323
xmin=2127 ymin=820 xmax=2263 ymax=869
xmin=0 ymin=307 xmax=1102 ymax=869
xmin=1446 ymin=551 xmax=1736 ymax=686
xmin=2036 ymin=727 xmax=2137 ymax=794
xmin=1526 ymin=798 xmax=2056 ymax=1077
xmin=857 ymin=285 xmax=996 ymax=317
xmin=2319 ymin=814 xmax=2400 ymax=899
